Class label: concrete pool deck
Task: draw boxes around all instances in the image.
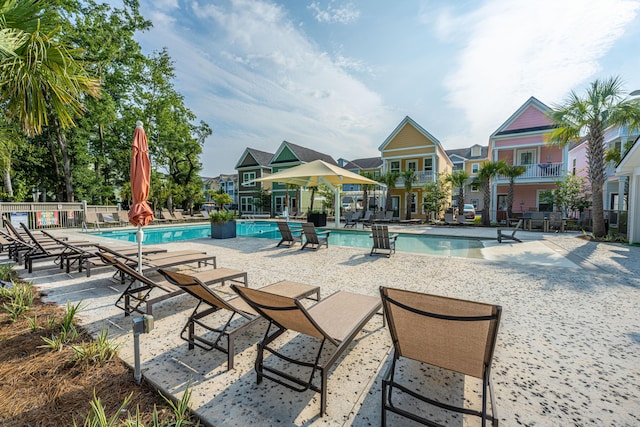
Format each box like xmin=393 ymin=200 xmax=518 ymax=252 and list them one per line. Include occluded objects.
xmin=16 ymin=225 xmax=640 ymax=426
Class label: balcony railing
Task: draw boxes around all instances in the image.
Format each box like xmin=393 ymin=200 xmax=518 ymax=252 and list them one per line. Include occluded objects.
xmin=396 ymin=171 xmax=434 ymax=186
xmin=497 ymin=162 xmax=564 ymax=181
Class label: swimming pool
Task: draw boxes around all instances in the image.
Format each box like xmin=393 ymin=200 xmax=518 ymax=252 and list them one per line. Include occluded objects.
xmin=95 ymin=221 xmax=486 ymax=258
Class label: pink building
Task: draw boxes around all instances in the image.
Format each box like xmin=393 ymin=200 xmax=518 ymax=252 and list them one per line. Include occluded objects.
xmin=489 ymin=97 xmax=568 ymax=221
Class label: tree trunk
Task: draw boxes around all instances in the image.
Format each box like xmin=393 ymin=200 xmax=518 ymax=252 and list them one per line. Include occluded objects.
xmin=3 ymin=168 xmax=13 ymax=199
xmin=507 ymin=179 xmax=515 ymax=219
xmin=482 ymin=178 xmax=491 ymax=226
xmin=405 ymin=193 xmax=412 ymax=220
xmin=53 ymin=119 xmax=74 ymax=202
xmin=588 ymin=128 xmax=607 ymax=237
xmin=458 ymin=188 xmax=464 ymax=216
xmin=385 ymin=188 xmax=392 ymax=212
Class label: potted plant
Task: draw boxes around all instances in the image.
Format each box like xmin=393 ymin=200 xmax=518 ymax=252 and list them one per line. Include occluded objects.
xmin=210 ymin=191 xmax=236 ymax=239
xmin=306 ymin=210 xmax=327 ymax=227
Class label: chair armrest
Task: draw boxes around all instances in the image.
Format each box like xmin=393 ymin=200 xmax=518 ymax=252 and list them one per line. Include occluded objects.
xmin=317 ymin=231 xmax=331 ymax=236
xmin=390 ymin=234 xmax=399 ymax=240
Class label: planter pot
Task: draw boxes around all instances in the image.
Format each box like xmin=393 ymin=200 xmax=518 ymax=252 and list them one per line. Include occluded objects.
xmin=211 ymin=220 xmax=236 ymax=239
xmin=307 ymin=213 xmax=327 ymax=227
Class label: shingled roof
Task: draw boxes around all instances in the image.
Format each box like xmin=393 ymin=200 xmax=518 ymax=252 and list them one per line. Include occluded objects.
xmin=445 ymin=146 xmax=488 ymax=160
xmin=280 ymin=141 xmax=337 ymax=165
xmin=246 ymin=148 xmax=274 ymax=166
xmin=350 ymin=157 xmax=382 ymax=169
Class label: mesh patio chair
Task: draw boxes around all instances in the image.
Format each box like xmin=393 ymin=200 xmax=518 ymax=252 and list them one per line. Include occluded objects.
xmin=380 ymin=286 xmax=502 ymax=427
xmin=231 ymin=284 xmax=381 ymax=416
xmin=159 ymin=269 xmax=319 ymax=370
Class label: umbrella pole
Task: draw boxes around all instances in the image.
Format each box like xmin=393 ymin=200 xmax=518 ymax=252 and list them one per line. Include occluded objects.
xmin=136 ymin=225 xmax=143 ymax=274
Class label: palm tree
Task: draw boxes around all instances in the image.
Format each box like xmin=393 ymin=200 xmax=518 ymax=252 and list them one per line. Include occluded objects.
xmin=499 ymin=164 xmax=526 ymax=219
xmin=444 ymin=170 xmax=469 ymax=215
xmin=475 ymin=160 xmax=506 ymax=226
xmin=547 ymin=76 xmax=640 ymax=237
xmin=359 ymin=171 xmax=375 ymax=212
xmin=378 ymin=172 xmax=399 ymax=214
xmin=401 ymin=169 xmax=417 ymax=220
xmin=0 ymin=0 xmax=101 ymax=201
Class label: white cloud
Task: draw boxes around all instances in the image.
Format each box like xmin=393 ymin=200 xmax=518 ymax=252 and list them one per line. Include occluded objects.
xmin=308 ymin=1 xmax=360 ymax=24
xmin=140 ymin=0 xmax=392 ymax=174
xmin=443 ymin=0 xmax=640 ymax=145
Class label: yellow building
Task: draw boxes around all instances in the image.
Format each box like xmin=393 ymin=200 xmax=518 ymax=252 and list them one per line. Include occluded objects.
xmin=379 ymin=116 xmax=453 ymax=220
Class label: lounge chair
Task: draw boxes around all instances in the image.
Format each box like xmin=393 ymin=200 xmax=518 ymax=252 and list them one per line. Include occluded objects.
xmin=301 ymin=222 xmax=330 ymax=250
xmin=374 ymin=211 xmax=394 ymax=224
xmin=230 ymin=284 xmax=381 ymax=416
xmin=344 ymin=211 xmax=362 ymax=228
xmin=159 ymin=269 xmax=320 ymax=370
xmin=360 ymin=210 xmax=374 ymax=227
xmin=370 ymin=225 xmax=399 ymax=257
xmin=276 ymin=221 xmax=303 ymax=247
xmin=497 ymin=219 xmax=523 ymax=243
xmin=84 ymin=211 xmax=105 ymax=230
xmin=172 ymin=210 xmax=195 ymax=222
xmin=161 ymin=209 xmax=179 ymax=222
xmin=547 ymin=212 xmax=565 ymax=232
xmin=379 ymin=286 xmax=502 ymax=427
xmin=19 ymin=223 xmax=94 ymax=272
xmin=98 ymin=254 xmax=248 ymax=317
xmin=91 ymin=245 xmax=216 ymax=278
xmin=201 ymin=210 xmax=211 ymax=220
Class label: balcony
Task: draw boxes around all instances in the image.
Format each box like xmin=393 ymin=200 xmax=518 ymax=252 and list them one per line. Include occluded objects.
xmin=396 ymin=171 xmax=434 ymax=187
xmin=495 ymin=162 xmax=564 ymax=182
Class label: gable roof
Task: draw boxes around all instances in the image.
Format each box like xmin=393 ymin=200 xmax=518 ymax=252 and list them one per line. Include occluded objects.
xmin=616 ymin=135 xmax=640 ymax=173
xmin=350 ymin=157 xmax=383 ymax=170
xmin=270 ymin=141 xmax=336 ymax=166
xmin=445 ymin=146 xmax=488 ymax=161
xmin=491 ymin=96 xmax=555 ymax=138
xmin=234 ymin=147 xmax=274 ymax=169
xmin=378 ymin=116 xmax=442 ymax=151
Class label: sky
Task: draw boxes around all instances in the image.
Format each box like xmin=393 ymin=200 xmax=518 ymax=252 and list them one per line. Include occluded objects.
xmin=121 ymin=0 xmax=640 ymax=177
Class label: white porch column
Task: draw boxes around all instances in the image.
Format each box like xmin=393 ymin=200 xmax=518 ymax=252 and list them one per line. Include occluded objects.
xmin=618 ymin=176 xmax=627 ymax=211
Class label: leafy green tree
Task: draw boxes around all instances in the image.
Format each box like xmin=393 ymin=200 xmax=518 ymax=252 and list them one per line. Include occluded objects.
xmin=499 ymin=164 xmax=527 ymax=219
xmin=401 ymin=169 xmax=417 ymax=220
xmin=547 ymin=76 xmax=640 ymax=237
xmin=422 ymin=177 xmax=449 ymax=221
xmin=0 ymin=0 xmax=101 ymax=201
xmin=444 ymin=170 xmax=469 ymax=216
xmin=377 ymin=172 xmax=399 ymax=213
xmin=474 ymin=160 xmax=507 ymax=226
xmin=554 ymin=173 xmax=592 ymax=219
xmin=253 ymin=187 xmax=271 ymax=214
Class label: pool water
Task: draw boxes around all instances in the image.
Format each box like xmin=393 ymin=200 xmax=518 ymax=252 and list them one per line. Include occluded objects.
xmin=95 ymin=221 xmax=486 ymax=258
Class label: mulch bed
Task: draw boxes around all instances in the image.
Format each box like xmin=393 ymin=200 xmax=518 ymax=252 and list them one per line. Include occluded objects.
xmin=0 ymin=287 xmax=194 ymax=426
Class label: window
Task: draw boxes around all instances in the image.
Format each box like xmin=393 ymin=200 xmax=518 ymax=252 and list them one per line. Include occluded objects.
xmin=240 ymin=196 xmax=254 ymax=213
xmin=453 ymin=163 xmax=464 ymax=171
xmin=471 ymin=163 xmax=479 ymax=174
xmin=390 ymin=161 xmax=400 ymax=173
xmin=470 ymin=184 xmax=479 ymax=192
xmin=471 ymin=199 xmax=479 ymax=209
xmin=274 ymin=196 xmax=285 ymax=214
xmin=243 ymin=172 xmax=256 ymax=186
xmin=409 ymin=193 xmax=417 ymax=214
xmin=423 ymin=157 xmax=433 ymax=172
xmin=407 ymin=160 xmax=417 ymax=172
xmin=519 ymin=150 xmax=535 ymax=165
xmin=572 ymin=159 xmax=576 ymax=175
